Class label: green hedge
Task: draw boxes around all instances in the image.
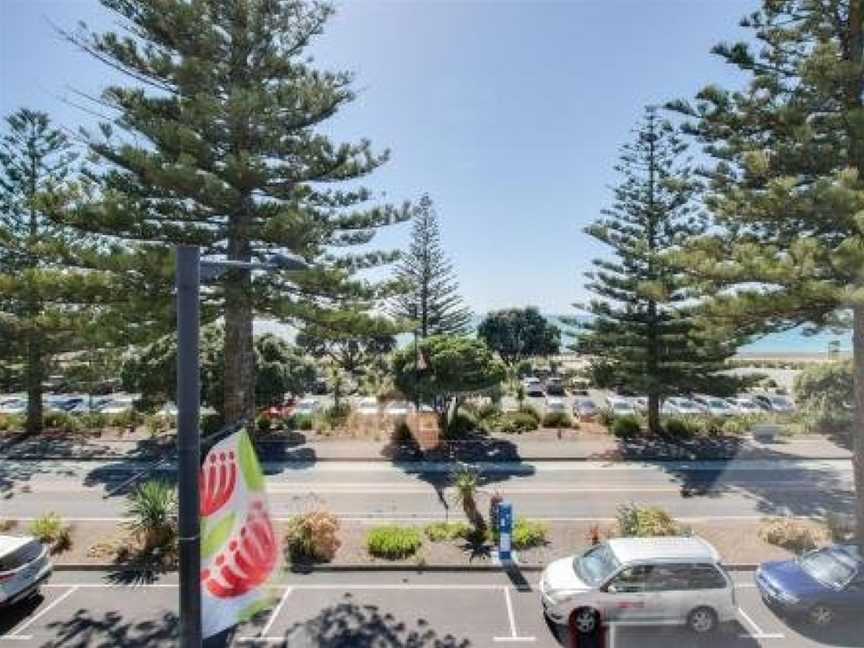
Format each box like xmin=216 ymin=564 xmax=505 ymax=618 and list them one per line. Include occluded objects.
xmin=366 ymin=525 xmax=423 ymax=560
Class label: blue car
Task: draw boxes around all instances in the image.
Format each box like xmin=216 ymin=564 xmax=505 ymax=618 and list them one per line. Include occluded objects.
xmin=755 ymin=545 xmax=864 ymax=627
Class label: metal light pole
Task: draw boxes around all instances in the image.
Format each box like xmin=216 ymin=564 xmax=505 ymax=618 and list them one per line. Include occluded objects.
xmin=175 ymin=246 xmax=309 ymax=648
xmin=176 ymin=245 xmax=202 ymax=648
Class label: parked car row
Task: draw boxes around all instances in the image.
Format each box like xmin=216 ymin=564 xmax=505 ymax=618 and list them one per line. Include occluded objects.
xmin=541 ymin=537 xmax=864 ymax=636
xmin=0 ymin=393 xmax=141 ymax=416
xmin=598 ymin=392 xmax=797 ymax=418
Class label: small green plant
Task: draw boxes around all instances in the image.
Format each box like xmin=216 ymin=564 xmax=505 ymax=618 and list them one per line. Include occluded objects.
xmin=511 ymin=518 xmax=548 ymax=549
xmin=597 ymin=407 xmax=615 ymax=427
xmin=616 ymin=503 xmax=684 ymax=537
xmin=125 ymin=480 xmax=177 ymax=551
xmin=366 ymin=525 xmax=423 ymax=559
xmin=517 ymin=405 xmax=541 ymax=423
xmin=423 ymin=521 xmax=472 ymax=542
xmin=759 ymin=517 xmax=823 ymax=554
xmin=663 ymin=417 xmax=696 ymax=438
xmin=29 ymin=512 xmax=71 ymax=552
xmin=542 ymin=412 xmax=572 ymax=428
xmin=288 ymin=413 xmax=314 ymax=431
xmin=497 ymin=412 xmax=538 ymax=434
xmin=284 ymin=509 xmax=341 ymax=562
xmin=612 ymin=415 xmax=641 ymax=438
xmin=255 ymin=414 xmax=272 ymax=433
xmin=44 ymin=412 xmax=82 ymax=434
xmin=445 ymin=412 xmax=476 ymax=439
xmin=79 ymin=412 xmax=109 ymax=431
xmin=145 ymin=415 xmax=170 ymax=438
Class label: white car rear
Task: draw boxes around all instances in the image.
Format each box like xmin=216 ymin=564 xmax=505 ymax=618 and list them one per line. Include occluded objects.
xmin=544 ymin=397 xmax=568 ymax=414
xmin=540 ymin=536 xmax=736 ymax=635
xmin=607 ymin=397 xmax=636 ymax=416
xmin=0 ymin=535 xmax=52 ymax=607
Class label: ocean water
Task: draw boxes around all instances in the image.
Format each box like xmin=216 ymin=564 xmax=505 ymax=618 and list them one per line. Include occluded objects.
xmin=254 ymin=314 xmax=852 ymax=355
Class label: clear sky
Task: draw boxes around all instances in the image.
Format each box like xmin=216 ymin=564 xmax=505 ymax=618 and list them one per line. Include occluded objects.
xmin=0 ymin=0 xmax=757 ymax=314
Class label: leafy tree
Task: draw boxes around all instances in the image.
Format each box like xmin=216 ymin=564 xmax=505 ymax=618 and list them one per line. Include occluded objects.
xmin=794 ymin=361 xmax=854 ymax=437
xmin=575 ymin=108 xmax=741 ymax=434
xmin=477 ymin=307 xmax=560 ymax=367
xmin=295 ymin=320 xmax=396 ymax=374
xmin=389 ymin=194 xmax=472 ymax=337
xmin=0 ymin=108 xmax=115 ymax=433
xmin=391 ymin=335 xmax=506 ymax=410
xmin=668 ymin=0 xmax=864 ymax=546
xmin=61 ymin=0 xmax=409 ymax=425
xmin=121 ymin=326 xmax=315 ymax=412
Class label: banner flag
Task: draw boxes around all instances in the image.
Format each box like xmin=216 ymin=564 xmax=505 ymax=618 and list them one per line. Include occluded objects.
xmin=199 ymin=429 xmax=279 ymax=638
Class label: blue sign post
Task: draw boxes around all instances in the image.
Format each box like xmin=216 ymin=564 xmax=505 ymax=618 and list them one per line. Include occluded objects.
xmin=498 ymin=501 xmax=513 ymax=562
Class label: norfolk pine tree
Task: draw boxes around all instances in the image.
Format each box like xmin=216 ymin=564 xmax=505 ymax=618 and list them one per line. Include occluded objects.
xmin=390 ymin=194 xmax=472 ymax=337
xmin=576 ymin=107 xmax=739 ymax=435
xmin=62 ymin=0 xmax=409 ymax=424
xmin=669 ymin=0 xmax=864 ymax=547
xmin=0 ymin=109 xmax=118 ymax=433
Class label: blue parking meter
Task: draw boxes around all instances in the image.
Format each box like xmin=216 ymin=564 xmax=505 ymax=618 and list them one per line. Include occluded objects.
xmin=498 ymin=501 xmax=513 ymax=562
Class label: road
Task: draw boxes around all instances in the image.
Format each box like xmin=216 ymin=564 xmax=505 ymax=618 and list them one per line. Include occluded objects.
xmin=0 ymin=457 xmax=854 ymax=522
xmin=1 ymin=569 xmax=860 ymax=647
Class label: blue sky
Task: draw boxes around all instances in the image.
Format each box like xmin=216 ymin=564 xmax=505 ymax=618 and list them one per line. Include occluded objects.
xmin=0 ymin=0 xmax=756 ymax=314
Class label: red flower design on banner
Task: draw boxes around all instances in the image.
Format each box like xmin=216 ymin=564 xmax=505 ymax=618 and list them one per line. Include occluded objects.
xmin=199 ymin=451 xmax=237 ymax=517
xmin=201 ymin=501 xmax=277 ymax=598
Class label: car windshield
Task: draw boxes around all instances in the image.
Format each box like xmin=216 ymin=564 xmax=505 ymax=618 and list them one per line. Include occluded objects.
xmin=573 ymin=544 xmax=620 ymax=586
xmin=800 ymin=549 xmax=857 ymax=588
xmin=0 ymin=541 xmax=42 ymax=571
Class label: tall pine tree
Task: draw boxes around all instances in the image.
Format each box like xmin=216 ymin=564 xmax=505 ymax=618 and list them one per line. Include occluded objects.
xmin=61 ymin=0 xmax=409 ymax=424
xmin=0 ymin=108 xmax=118 ymax=433
xmin=576 ymin=107 xmax=739 ymax=434
xmin=390 ymin=194 xmax=472 ymax=337
xmin=668 ymin=0 xmax=864 ymax=548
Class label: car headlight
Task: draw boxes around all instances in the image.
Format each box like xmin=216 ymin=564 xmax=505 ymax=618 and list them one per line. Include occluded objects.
xmin=546 ymin=589 xmax=576 ymax=605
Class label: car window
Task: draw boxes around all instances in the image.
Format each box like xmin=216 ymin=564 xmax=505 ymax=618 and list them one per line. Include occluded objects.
xmin=608 ymin=565 xmax=652 ymax=593
xmin=574 ymin=544 xmax=620 ymax=587
xmin=0 ymin=541 xmax=42 ymax=571
xmin=800 ymin=549 xmax=857 ymax=588
xmin=648 ymin=564 xmax=727 ymax=591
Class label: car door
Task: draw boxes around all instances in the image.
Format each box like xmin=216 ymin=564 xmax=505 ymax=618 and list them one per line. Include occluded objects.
xmin=837 ymin=573 xmax=864 ymax=612
xmin=599 ymin=565 xmax=654 ymax=624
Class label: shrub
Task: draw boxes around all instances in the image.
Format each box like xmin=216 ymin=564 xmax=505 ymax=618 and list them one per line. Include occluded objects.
xmin=445 ymin=411 xmax=477 ymax=439
xmin=0 ymin=414 xmax=23 ymax=432
xmin=663 ymin=417 xmax=694 ymax=438
xmin=612 ymin=415 xmax=641 ymax=438
xmin=319 ymin=404 xmax=350 ymax=431
xmin=392 ymin=420 xmax=414 ymax=444
xmin=423 ymin=521 xmax=472 ymax=542
xmin=366 ymin=525 xmax=423 ymax=559
xmin=597 ymin=407 xmax=615 ymax=427
xmin=79 ymin=412 xmax=109 ymax=431
xmin=511 ymin=518 xmax=548 ymax=549
xmin=284 ymin=509 xmax=341 ymax=562
xmin=125 ymin=480 xmax=177 ymax=551
xmin=288 ymin=413 xmax=314 ymax=430
xmin=825 ymin=512 xmax=855 ymax=543
xmin=44 ymin=412 xmax=82 ymax=434
xmin=497 ymin=412 xmax=539 ymax=434
xmin=201 ymin=413 xmax=224 ymax=437
xmin=106 ymin=409 xmax=144 ymax=429
xmin=542 ymin=412 xmax=573 ymax=428
xmin=759 ymin=517 xmax=823 ymax=554
xmin=616 ymin=503 xmax=684 ymax=537
xmin=145 ymin=415 xmax=170 ymax=437
xmin=29 ymin=512 xmax=71 ymax=551
xmin=517 ymin=405 xmax=541 ymax=423
xmin=255 ymin=414 xmax=272 ymax=433
xmin=477 ymin=402 xmax=501 ymax=421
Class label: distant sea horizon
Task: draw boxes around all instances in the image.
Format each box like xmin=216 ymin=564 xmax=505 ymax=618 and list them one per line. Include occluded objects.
xmin=254 ymin=313 xmax=852 ymax=357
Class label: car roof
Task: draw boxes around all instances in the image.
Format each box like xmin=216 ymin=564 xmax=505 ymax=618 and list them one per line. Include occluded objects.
xmin=607 ymin=536 xmax=720 ymax=564
xmin=0 ymin=534 xmax=35 ymax=556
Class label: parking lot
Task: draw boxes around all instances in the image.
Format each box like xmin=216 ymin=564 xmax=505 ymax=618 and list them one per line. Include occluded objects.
xmin=1 ymin=570 xmax=861 ymax=647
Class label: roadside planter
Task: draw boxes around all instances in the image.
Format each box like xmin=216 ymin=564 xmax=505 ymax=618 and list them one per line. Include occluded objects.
xmin=751 ymin=423 xmax=781 ymax=443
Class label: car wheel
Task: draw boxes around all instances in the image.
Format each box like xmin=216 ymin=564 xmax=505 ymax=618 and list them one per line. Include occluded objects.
xmin=808 ymin=604 xmax=834 ymax=627
xmin=687 ymin=606 xmax=717 ymax=634
xmin=569 ymin=607 xmax=600 ymax=635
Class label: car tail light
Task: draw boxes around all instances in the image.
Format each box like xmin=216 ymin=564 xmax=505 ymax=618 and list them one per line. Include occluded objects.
xmin=0 ymin=571 xmax=14 ymax=583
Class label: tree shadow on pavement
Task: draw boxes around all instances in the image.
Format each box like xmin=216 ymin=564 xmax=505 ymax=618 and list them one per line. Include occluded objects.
xmin=779 ymin=614 xmax=864 ymax=646
xmin=41 ymin=609 xmax=178 ymax=647
xmin=272 ymin=593 xmax=472 ymax=647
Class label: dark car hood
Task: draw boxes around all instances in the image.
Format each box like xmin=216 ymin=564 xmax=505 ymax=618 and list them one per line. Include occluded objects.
xmin=761 ymin=560 xmax=831 ymax=596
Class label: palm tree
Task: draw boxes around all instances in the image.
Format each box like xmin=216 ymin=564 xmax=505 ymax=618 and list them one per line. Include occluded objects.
xmin=451 ymin=464 xmax=486 ymax=538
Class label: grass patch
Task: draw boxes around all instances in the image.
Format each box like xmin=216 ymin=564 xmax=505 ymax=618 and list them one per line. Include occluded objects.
xmin=512 ymin=518 xmax=548 ymax=549
xmin=423 ymin=521 xmax=472 ymax=542
xmin=366 ymin=525 xmax=423 ymax=560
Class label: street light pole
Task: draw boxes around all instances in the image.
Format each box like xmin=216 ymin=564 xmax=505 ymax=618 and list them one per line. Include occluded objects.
xmin=176 ymin=245 xmax=202 ymax=648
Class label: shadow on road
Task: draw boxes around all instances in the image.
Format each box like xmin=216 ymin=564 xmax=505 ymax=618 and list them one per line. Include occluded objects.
xmin=0 ymin=593 xmax=42 ymax=635
xmin=266 ymin=592 xmax=472 ymax=647
xmin=42 ymin=609 xmax=178 ymax=647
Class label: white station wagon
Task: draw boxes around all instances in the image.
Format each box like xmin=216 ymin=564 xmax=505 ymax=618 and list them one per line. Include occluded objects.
xmin=540 ymin=536 xmax=736 ymax=635
xmin=0 ymin=535 xmax=53 ymax=607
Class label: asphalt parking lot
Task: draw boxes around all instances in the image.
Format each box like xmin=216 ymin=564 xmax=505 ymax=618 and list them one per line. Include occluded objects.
xmin=1 ymin=570 xmax=861 ymax=647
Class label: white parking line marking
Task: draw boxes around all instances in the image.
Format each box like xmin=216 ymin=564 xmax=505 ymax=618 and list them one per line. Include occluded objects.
xmin=258 ymin=587 xmax=292 ymax=638
xmin=2 ymin=586 xmax=78 ymax=641
xmin=493 ymin=586 xmax=535 ymax=643
xmin=737 ymin=605 xmax=784 ymax=639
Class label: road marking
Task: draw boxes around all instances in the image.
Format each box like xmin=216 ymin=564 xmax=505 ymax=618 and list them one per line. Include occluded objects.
xmin=493 ymin=586 xmax=535 ymax=643
xmin=258 ymin=587 xmax=292 ymax=638
xmin=737 ymin=605 xmax=784 ymax=640
xmin=2 ymin=586 xmax=78 ymax=641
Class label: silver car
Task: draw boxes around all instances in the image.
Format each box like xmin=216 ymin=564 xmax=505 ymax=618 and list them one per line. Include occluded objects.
xmin=540 ymin=536 xmax=736 ymax=635
xmin=0 ymin=535 xmax=53 ymax=607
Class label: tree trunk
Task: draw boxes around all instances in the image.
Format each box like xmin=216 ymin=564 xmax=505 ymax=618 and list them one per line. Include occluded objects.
xmin=648 ymin=394 xmax=660 ymax=436
xmin=223 ymin=207 xmax=255 ymax=425
xmin=25 ymin=330 xmax=43 ymax=434
xmin=852 ymin=305 xmax=864 ymax=551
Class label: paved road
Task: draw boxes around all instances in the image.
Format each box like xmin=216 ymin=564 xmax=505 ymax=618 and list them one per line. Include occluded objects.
xmin=1 ymin=569 xmax=860 ymax=647
xmin=1 ymin=458 xmax=853 ymax=522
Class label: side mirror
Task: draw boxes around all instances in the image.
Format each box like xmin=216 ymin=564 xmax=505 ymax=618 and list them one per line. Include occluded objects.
xmin=605 ymin=584 xmax=617 ymax=594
